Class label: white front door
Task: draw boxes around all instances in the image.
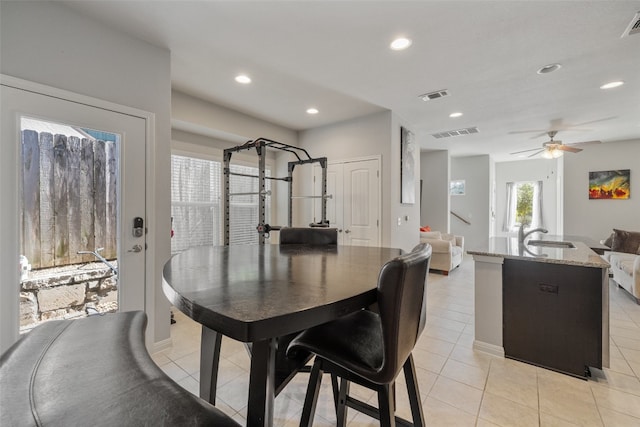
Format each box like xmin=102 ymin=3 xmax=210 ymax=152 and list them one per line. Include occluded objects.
xmin=314 ymin=158 xmax=380 ymax=246
xmin=1 ymin=81 xmax=147 ymax=352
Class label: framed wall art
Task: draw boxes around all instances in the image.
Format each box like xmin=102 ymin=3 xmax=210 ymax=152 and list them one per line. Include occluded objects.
xmin=589 ymin=169 xmax=630 ymax=199
xmin=450 ymin=180 xmax=466 ymax=196
xmin=400 ymin=127 xmax=416 ymax=204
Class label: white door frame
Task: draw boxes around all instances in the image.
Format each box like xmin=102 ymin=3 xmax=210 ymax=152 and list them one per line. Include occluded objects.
xmin=0 ymin=75 xmax=157 ymax=351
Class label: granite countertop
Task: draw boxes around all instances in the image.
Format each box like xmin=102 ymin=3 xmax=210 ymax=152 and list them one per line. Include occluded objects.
xmin=468 ymin=235 xmax=610 ymax=268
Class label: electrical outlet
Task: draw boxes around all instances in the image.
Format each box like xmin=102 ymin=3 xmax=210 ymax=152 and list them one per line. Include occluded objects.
xmin=397 ymin=217 xmax=402 ymax=226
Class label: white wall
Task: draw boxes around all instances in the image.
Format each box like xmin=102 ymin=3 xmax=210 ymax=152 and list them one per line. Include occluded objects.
xmin=420 ymin=150 xmax=450 ymax=232
xmin=172 ymin=90 xmax=297 ymax=145
xmin=451 ymin=156 xmax=491 ymax=251
xmin=563 ymin=139 xmax=640 ymax=241
xmin=1 ymin=0 xmax=172 ymax=345
xmin=494 ymin=158 xmax=561 ymax=236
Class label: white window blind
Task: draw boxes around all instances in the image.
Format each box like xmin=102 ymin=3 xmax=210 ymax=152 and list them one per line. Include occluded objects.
xmin=171 ymin=155 xmax=221 ymax=253
xmin=228 ymin=164 xmax=271 ymax=245
xmin=170 ymin=154 xmax=271 ymax=253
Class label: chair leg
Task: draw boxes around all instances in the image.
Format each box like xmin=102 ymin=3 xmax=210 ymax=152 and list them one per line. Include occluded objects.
xmin=377 ymin=384 xmax=396 ymax=427
xmin=300 ymin=357 xmax=324 ymax=427
xmin=336 ymin=377 xmax=350 ymax=427
xmin=403 ymin=354 xmax=425 ymax=427
xmin=330 ymin=373 xmax=340 ymax=410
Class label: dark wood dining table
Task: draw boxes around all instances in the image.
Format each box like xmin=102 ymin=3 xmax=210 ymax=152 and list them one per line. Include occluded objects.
xmin=162 ymin=243 xmax=403 ymax=426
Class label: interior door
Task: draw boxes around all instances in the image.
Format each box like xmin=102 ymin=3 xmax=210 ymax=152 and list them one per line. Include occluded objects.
xmin=314 ymin=158 xmax=380 ymax=246
xmin=1 ymin=82 xmax=146 ymax=352
xmin=343 ymin=159 xmax=380 ymax=246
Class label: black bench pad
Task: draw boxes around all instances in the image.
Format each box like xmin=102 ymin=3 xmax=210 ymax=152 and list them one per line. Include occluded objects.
xmin=0 ymin=311 xmax=239 ymax=427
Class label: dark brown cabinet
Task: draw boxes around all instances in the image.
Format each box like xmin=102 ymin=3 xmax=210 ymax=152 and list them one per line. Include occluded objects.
xmin=503 ymin=259 xmax=603 ymax=378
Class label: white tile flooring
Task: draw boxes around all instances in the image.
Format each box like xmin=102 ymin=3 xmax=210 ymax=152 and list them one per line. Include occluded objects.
xmin=152 ymin=258 xmax=640 ymax=426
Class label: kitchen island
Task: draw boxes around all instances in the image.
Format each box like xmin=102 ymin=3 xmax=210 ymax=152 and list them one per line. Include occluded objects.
xmin=468 ymin=236 xmax=610 ymax=379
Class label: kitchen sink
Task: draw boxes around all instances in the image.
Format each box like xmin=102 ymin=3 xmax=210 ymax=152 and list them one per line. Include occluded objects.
xmin=526 ymin=240 xmax=576 ymax=249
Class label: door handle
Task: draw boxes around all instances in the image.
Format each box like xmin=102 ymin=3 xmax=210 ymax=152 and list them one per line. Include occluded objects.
xmin=338 ymin=229 xmax=343 ymax=233
xmin=128 ymin=244 xmax=143 ymax=253
xmin=344 ymin=229 xmax=351 ymax=234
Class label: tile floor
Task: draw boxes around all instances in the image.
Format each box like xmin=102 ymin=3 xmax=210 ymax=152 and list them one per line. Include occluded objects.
xmin=152 ymin=257 xmax=640 ymax=426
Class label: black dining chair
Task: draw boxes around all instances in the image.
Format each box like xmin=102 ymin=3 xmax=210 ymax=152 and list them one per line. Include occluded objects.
xmin=287 ymin=243 xmax=432 ymax=427
xmin=276 ymin=226 xmax=339 ymax=385
xmin=279 ymin=227 xmax=338 ymax=245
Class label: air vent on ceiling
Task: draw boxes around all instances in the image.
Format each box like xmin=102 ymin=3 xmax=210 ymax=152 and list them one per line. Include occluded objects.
xmin=431 ymin=127 xmax=479 ymax=139
xmin=621 ymin=11 xmax=640 ymax=37
xmin=419 ymin=89 xmax=449 ymax=101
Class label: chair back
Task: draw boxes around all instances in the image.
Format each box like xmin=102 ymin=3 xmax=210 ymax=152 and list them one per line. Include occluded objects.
xmin=279 ymin=227 xmax=338 ymax=245
xmin=374 ymin=243 xmax=431 ymax=383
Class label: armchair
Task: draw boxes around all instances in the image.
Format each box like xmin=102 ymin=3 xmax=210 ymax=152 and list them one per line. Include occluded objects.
xmin=419 ymin=231 xmax=464 ymax=275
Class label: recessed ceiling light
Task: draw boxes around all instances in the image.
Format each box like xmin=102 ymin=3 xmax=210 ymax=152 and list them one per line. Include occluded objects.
xmin=306 ymin=108 xmax=319 ymax=115
xmin=536 ymin=63 xmax=562 ymax=74
xmin=390 ymin=37 xmax=412 ymax=51
xmin=235 ymin=74 xmax=251 ymax=84
xmin=600 ymin=80 xmax=624 ymax=89
xmin=449 ymin=112 xmax=463 ymax=118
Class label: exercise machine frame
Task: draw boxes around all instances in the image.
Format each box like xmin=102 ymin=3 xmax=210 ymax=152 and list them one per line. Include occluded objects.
xmin=223 ymin=137 xmax=329 ymax=245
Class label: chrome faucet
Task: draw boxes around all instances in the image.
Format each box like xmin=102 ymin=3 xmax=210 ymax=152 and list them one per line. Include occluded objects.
xmin=518 ymin=223 xmax=548 ymax=244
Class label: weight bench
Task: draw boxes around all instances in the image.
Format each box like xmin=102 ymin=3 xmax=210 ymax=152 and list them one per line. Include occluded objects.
xmin=0 ymin=311 xmax=239 ymax=427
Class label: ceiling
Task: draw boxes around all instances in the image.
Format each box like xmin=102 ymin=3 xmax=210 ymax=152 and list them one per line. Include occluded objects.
xmin=59 ymin=1 xmax=640 ymax=162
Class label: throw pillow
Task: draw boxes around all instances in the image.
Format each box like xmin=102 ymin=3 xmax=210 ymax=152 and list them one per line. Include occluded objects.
xmin=610 ymin=229 xmax=640 ymax=255
xmin=603 ymin=233 xmax=614 ymax=248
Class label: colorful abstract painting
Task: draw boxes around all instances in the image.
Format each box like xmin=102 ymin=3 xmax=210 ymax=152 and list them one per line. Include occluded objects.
xmin=589 ymin=169 xmax=630 ymax=199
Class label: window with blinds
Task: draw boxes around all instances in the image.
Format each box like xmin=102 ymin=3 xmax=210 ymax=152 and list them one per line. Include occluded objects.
xmin=228 ymin=164 xmax=271 ymax=245
xmin=170 ymin=154 xmax=271 ymax=253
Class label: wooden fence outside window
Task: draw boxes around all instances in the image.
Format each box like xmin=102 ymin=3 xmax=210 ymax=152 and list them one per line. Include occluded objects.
xmin=21 ymin=130 xmax=117 ymax=270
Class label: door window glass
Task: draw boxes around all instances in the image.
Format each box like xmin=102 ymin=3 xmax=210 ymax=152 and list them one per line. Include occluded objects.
xmin=19 ymin=117 xmax=119 ymax=333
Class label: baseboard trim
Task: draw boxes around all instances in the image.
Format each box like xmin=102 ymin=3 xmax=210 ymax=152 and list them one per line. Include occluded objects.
xmin=151 ymin=337 xmax=173 ymax=354
xmin=473 ymin=340 xmax=505 ymax=358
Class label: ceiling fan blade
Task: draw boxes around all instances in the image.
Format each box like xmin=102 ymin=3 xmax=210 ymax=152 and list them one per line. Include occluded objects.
xmin=557 ymin=145 xmax=582 ymax=153
xmin=567 ymin=140 xmax=601 ymax=147
xmin=510 ymin=147 xmax=545 ymax=155
xmin=527 ymin=149 xmax=545 ymax=158
xmin=508 ymin=129 xmax=548 ymax=135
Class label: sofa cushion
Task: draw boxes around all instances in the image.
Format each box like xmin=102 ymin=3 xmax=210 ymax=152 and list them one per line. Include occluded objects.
xmin=611 ymin=229 xmax=640 ymax=255
xmin=619 ymin=259 xmax=636 ymax=276
xmin=420 ymin=231 xmax=442 ymax=240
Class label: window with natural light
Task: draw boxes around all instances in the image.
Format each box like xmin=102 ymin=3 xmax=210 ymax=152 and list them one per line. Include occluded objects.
xmin=170 ymin=155 xmax=271 ymax=253
xmin=503 ymin=181 xmax=543 ymax=232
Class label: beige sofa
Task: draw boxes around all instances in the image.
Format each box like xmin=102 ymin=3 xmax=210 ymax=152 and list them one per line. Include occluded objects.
xmin=601 ymin=229 xmax=640 ymax=304
xmin=419 ymin=231 xmax=464 ymax=275
xmin=604 ymin=252 xmax=639 ymax=304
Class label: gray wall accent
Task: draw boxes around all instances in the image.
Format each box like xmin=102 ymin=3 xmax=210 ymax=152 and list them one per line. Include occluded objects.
xmin=1 ymin=0 xmax=172 ymax=345
xmin=494 ymin=158 xmax=560 ymax=236
xmin=451 ymin=155 xmax=491 ymax=251
xmin=419 ymin=150 xmax=450 ymax=232
xmin=563 ymin=139 xmax=640 ymax=241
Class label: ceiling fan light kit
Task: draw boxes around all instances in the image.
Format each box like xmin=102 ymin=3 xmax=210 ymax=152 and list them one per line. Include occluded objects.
xmin=510 ymin=130 xmax=601 ymax=159
xmin=541 ymin=148 xmax=563 ymax=159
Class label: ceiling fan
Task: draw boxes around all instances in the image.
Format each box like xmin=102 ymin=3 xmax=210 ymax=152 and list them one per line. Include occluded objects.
xmin=510 ymin=131 xmax=601 ymax=159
